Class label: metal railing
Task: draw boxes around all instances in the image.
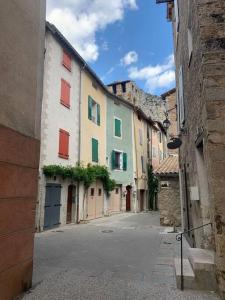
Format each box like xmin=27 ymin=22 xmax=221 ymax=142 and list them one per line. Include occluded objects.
xmin=176 ymin=222 xmax=213 ymax=290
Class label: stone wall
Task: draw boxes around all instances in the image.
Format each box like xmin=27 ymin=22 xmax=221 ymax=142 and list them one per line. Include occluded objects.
xmin=158 ymin=176 xmax=181 ymax=226
xmin=0 ymin=1 xmax=45 ymax=299
xmin=172 ymin=0 xmax=225 ymax=297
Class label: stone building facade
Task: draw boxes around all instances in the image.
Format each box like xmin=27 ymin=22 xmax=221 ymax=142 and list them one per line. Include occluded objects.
xmin=159 ymin=0 xmax=225 ymax=297
xmin=155 ymin=155 xmax=180 ymax=226
xmin=0 ymin=1 xmax=45 ymax=299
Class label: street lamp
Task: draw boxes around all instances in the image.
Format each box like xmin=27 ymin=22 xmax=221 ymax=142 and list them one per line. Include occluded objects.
xmin=163 ymin=117 xmax=171 ymax=130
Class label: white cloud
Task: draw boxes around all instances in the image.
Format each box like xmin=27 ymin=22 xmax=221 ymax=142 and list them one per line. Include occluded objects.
xmin=128 ymin=54 xmax=175 ymax=93
xmin=47 ymin=0 xmax=138 ymax=62
xmin=121 ymin=51 xmax=138 ymax=66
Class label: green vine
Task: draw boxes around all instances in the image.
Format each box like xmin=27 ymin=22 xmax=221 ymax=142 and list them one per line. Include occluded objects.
xmin=43 ymin=164 xmax=116 ymax=194
xmin=147 ymin=164 xmax=158 ymax=210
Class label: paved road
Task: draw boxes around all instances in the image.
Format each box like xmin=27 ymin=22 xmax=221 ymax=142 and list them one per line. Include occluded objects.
xmin=23 ymin=213 xmax=219 ymax=300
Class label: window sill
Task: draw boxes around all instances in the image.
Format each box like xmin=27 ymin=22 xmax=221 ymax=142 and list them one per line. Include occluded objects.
xmin=58 ymin=154 xmax=69 ymax=159
xmin=60 ymin=100 xmax=70 ymax=109
xmin=62 ymin=62 xmax=72 ymax=72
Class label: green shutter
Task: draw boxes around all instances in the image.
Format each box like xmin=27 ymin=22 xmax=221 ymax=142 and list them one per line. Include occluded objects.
xmin=97 ymin=104 xmax=100 ymax=126
xmin=92 ymin=138 xmax=98 ymax=162
xmin=111 ymin=150 xmax=115 ymax=170
xmin=123 ymin=152 xmax=127 ymax=171
xmin=88 ymin=96 xmax=92 ymax=120
xmin=115 ymin=118 xmax=121 ymax=137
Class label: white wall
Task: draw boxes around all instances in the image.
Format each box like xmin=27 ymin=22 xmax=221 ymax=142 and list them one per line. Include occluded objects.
xmin=40 ymin=32 xmax=80 ymax=167
xmin=37 ymin=32 xmax=81 ymax=230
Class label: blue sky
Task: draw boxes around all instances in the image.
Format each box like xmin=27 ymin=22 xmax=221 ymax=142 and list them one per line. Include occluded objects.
xmin=47 ymin=0 xmax=175 ymax=96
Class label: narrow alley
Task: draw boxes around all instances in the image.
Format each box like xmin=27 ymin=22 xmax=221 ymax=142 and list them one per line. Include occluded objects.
xmin=23 ymin=213 xmax=219 ymax=300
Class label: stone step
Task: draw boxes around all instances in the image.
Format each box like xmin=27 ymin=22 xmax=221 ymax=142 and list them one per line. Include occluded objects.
xmin=188 ymin=248 xmax=215 ymax=271
xmin=174 ymin=258 xmax=197 ymax=290
xmin=188 ymin=248 xmax=217 ymax=291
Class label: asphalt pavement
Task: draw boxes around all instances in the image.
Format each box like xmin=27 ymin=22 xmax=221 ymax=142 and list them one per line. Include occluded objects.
xmin=22 ymin=212 xmax=219 ymax=300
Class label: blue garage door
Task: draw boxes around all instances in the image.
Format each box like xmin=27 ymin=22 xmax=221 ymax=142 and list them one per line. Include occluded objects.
xmin=44 ymin=183 xmax=61 ymax=230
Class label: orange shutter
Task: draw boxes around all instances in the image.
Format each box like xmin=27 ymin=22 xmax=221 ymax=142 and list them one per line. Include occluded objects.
xmin=59 ymin=129 xmax=70 ymax=159
xmin=60 ymin=79 xmax=71 ymax=108
xmin=62 ymin=50 xmax=72 ymax=71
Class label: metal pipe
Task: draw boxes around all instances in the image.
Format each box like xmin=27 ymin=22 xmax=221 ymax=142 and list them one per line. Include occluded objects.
xmin=181 ymin=234 xmax=183 ymax=290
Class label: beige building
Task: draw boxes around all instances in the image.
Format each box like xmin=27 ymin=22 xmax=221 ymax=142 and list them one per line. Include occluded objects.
xmin=0 ymin=1 xmax=45 ymax=299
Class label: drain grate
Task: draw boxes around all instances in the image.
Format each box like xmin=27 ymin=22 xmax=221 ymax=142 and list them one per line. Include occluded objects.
xmin=53 ymin=230 xmax=64 ymax=233
xmin=102 ymin=230 xmax=114 ymax=233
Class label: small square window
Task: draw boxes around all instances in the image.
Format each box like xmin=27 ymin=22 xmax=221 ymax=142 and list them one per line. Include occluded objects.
xmin=90 ymin=188 xmax=95 ymax=196
xmin=115 ymin=188 xmax=119 ymax=194
xmin=98 ymin=189 xmax=102 ymax=196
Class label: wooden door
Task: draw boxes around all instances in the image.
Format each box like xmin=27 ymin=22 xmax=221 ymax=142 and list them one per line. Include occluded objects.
xmin=140 ymin=190 xmax=144 ymax=212
xmin=66 ymin=185 xmax=73 ymax=224
xmin=126 ymin=186 xmax=131 ymax=211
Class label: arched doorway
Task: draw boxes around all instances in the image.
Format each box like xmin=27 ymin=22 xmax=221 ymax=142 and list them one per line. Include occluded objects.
xmin=67 ymin=185 xmax=76 ymax=224
xmin=126 ymin=185 xmax=132 ymax=211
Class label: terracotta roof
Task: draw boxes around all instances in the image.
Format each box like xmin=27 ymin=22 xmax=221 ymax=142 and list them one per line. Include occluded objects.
xmin=154 ymin=155 xmax=179 ymax=176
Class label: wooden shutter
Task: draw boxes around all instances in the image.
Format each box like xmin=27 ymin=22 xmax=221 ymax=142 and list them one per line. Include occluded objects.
xmin=111 ymin=150 xmax=115 ymax=170
xmin=123 ymin=153 xmax=127 ymax=171
xmin=92 ymin=138 xmax=98 ymax=162
xmin=97 ymin=104 xmax=100 ymax=126
xmin=174 ymin=0 xmax=179 ymax=32
xmin=88 ymin=96 xmax=92 ymax=120
xmin=178 ymin=66 xmax=185 ymax=126
xmin=187 ymin=28 xmax=193 ymax=60
xmin=59 ymin=129 xmax=69 ymax=159
xmin=141 ymin=156 xmax=144 ymax=173
xmin=60 ymin=79 xmax=71 ymax=108
xmin=62 ymin=49 xmax=72 ymax=71
xmin=115 ymin=119 xmax=121 ymax=137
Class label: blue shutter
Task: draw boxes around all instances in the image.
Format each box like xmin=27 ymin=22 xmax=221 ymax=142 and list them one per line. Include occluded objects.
xmin=97 ymin=104 xmax=100 ymax=126
xmin=92 ymin=138 xmax=98 ymax=162
xmin=123 ymin=153 xmax=127 ymax=171
xmin=111 ymin=150 xmax=115 ymax=170
xmin=88 ymin=96 xmax=92 ymax=120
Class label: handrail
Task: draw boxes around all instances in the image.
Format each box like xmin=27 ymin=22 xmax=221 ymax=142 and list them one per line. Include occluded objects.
xmin=176 ymin=222 xmax=213 ymax=291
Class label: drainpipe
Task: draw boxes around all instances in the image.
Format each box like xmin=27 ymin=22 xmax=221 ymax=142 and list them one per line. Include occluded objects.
xmin=77 ymin=62 xmax=87 ymax=222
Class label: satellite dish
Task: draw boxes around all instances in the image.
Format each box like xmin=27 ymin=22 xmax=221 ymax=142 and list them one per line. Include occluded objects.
xmin=167 ymin=137 xmax=182 ymax=149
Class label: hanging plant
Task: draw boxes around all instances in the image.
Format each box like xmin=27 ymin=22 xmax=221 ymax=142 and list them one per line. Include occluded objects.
xmin=43 ymin=164 xmax=116 ymax=194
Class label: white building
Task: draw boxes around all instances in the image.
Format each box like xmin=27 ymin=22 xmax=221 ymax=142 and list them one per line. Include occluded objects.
xmin=36 ymin=23 xmax=81 ymax=231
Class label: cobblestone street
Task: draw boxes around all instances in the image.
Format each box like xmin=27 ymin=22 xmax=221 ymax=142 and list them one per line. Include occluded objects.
xmin=22 ymin=213 xmax=219 ymax=300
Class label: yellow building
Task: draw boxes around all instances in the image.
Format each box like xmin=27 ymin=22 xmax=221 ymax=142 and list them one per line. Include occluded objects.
xmin=79 ymin=69 xmax=107 ymax=221
xmin=80 ymin=71 xmax=106 ymax=166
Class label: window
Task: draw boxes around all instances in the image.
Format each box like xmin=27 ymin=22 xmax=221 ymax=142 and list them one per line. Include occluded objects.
xmin=121 ymin=82 xmax=126 ymax=93
xmin=114 ymin=118 xmax=122 ymax=138
xmin=158 ymin=132 xmax=162 ymax=143
xmin=115 ymin=188 xmax=119 ymax=194
xmin=111 ymin=151 xmax=127 ymax=171
xmin=152 ymin=147 xmax=157 ymax=158
xmin=91 ymin=188 xmax=95 ymax=196
xmin=60 ymin=79 xmax=71 ymax=108
xmin=139 ymin=129 xmax=143 ymax=145
xmin=88 ymin=96 xmax=100 ymax=125
xmin=59 ymin=129 xmax=69 ymax=159
xmin=62 ymin=49 xmax=72 ymax=71
xmin=92 ymin=81 xmax=98 ymax=90
xmin=98 ymin=189 xmax=102 ymax=196
xmin=112 ymin=84 xmax=117 ymax=94
xmin=92 ymin=138 xmax=99 ymax=163
xmin=141 ymin=156 xmax=146 ymax=173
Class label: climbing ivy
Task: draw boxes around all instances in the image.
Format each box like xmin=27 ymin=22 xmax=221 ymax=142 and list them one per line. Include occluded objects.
xmin=147 ymin=164 xmax=159 ymax=210
xmin=43 ymin=164 xmax=116 ymax=194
